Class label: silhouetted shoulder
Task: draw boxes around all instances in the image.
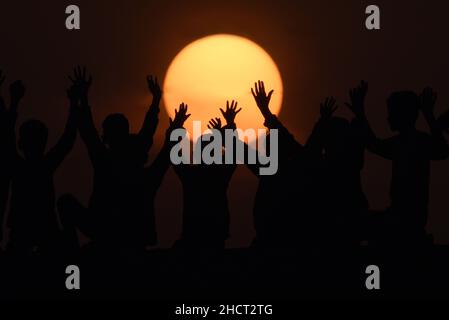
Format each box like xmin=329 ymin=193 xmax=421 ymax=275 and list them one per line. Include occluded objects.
xmin=406 ymin=130 xmax=438 ymax=144
xmin=415 ymin=130 xmax=449 ymax=160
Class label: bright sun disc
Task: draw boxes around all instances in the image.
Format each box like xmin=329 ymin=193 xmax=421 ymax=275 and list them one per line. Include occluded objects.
xmin=163 ymin=34 xmax=283 ymax=140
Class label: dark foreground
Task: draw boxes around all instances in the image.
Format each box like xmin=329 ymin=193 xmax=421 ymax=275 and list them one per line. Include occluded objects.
xmin=0 ymin=246 xmax=448 ymax=301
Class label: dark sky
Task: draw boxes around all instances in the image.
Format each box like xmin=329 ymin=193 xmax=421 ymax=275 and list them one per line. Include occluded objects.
xmin=1 ymin=0 xmax=449 ymax=247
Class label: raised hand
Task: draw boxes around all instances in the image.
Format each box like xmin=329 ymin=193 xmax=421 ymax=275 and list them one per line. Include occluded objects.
xmin=345 ymin=81 xmax=368 ymax=118
xmin=220 ymin=100 xmax=241 ymax=125
xmin=420 ymin=87 xmax=437 ymax=119
xmin=9 ymin=80 xmax=26 ymax=108
xmin=320 ymin=97 xmax=338 ymax=121
xmin=169 ymin=103 xmax=191 ymax=130
xmin=251 ymin=80 xmax=274 ymax=118
xmin=67 ymin=84 xmax=79 ymax=107
xmin=147 ymin=75 xmax=162 ymax=101
xmin=69 ymin=66 xmax=92 ymax=105
xmin=208 ymin=117 xmax=222 ymax=130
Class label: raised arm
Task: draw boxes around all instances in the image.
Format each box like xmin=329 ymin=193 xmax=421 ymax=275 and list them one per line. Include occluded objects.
xmin=0 ymin=76 xmax=24 ymax=164
xmin=305 ymin=97 xmax=338 ymax=158
xmin=217 ymin=100 xmax=240 ymax=178
xmin=208 ymin=117 xmax=223 ymax=131
xmin=149 ymin=103 xmax=190 ymax=184
xmin=217 ymin=100 xmax=262 ymax=176
xmin=220 ymin=100 xmax=241 ymax=129
xmin=420 ymin=87 xmax=449 ymax=160
xmin=45 ymin=82 xmax=78 ymax=171
xmin=345 ymin=81 xmax=393 ymax=160
xmin=3 ymin=80 xmax=25 ymax=162
xmin=139 ymin=75 xmax=162 ymax=153
xmin=251 ymin=81 xmax=303 ymax=157
xmin=70 ymin=66 xmax=105 ymax=166
xmin=206 ymin=100 xmax=240 ymax=137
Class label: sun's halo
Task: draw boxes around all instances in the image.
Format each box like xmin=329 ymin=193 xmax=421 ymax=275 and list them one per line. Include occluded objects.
xmin=163 ymin=34 xmax=283 ymax=141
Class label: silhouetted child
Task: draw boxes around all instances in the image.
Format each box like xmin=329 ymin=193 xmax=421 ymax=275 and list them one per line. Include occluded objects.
xmin=347 ymin=82 xmax=449 ymax=246
xmin=306 ymin=97 xmax=368 ymax=247
xmin=173 ymin=102 xmax=239 ymax=250
xmin=3 ymin=79 xmax=77 ymax=255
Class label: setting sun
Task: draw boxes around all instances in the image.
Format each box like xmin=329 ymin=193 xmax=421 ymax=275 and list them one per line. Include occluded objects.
xmin=163 ymin=34 xmax=283 ymax=140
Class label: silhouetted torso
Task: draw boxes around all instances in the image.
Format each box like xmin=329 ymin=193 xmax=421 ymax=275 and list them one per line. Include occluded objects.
xmin=76 ymin=106 xmax=165 ymax=248
xmin=364 ymin=120 xmax=449 ymax=236
xmin=81 ymin=144 xmax=164 ymax=247
xmin=311 ymin=118 xmax=368 ymax=245
xmin=252 ymin=159 xmax=308 ymax=246
xmin=116 ymin=139 xmax=171 ymax=247
xmin=174 ymin=163 xmax=236 ymax=248
xmin=119 ymin=167 xmax=157 ymax=247
xmin=384 ymin=131 xmax=444 ymax=227
xmin=8 ymin=157 xmax=60 ymax=247
xmin=249 ymin=115 xmax=318 ymax=248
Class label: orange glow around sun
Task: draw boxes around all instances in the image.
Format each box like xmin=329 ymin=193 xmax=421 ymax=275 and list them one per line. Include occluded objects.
xmin=163 ymin=34 xmax=283 ymax=140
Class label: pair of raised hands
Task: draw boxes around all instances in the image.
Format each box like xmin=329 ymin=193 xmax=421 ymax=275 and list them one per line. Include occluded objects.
xmin=67 ymin=66 xmax=161 ymax=106
xmin=207 ymin=100 xmax=242 ymax=130
xmin=68 ymin=66 xmax=92 ymax=106
xmin=206 ymin=80 xmax=275 ymax=130
xmin=317 ymin=81 xmax=369 ymax=121
xmin=331 ymin=81 xmax=438 ymax=120
xmin=250 ymin=79 xmax=365 ymax=122
xmin=169 ymin=100 xmax=242 ymax=132
xmin=250 ymin=79 xmax=344 ymax=123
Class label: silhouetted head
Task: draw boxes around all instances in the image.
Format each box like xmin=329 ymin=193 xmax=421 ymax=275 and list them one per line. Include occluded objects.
xmin=102 ymin=113 xmax=130 ymax=149
xmin=19 ymin=119 xmax=48 ymax=160
xmin=324 ymin=117 xmax=351 ymax=160
xmin=387 ymin=91 xmax=420 ymax=132
xmin=125 ymin=134 xmax=148 ymax=168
